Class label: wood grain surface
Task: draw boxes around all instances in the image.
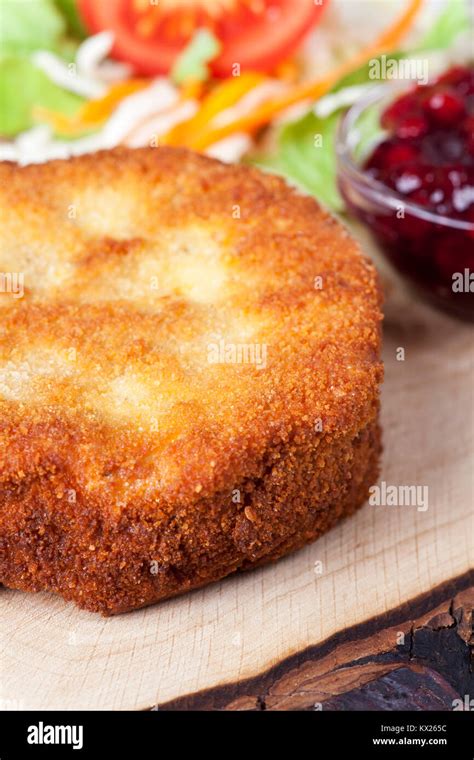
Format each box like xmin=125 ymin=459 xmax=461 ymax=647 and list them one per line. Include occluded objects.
xmin=1 ymin=257 xmax=473 ymax=711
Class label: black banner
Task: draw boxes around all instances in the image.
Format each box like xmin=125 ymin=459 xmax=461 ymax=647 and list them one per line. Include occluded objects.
xmin=0 ymin=710 xmax=471 ymax=757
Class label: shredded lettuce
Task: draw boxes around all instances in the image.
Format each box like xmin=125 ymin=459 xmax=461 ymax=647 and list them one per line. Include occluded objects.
xmin=171 ymin=29 xmax=221 ymax=85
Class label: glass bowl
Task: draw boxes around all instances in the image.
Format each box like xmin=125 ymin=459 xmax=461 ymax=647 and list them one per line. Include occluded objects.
xmin=336 ymin=83 xmax=474 ymax=322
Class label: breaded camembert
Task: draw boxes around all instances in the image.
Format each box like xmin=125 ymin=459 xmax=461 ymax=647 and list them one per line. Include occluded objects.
xmin=0 ymin=148 xmax=383 ymax=614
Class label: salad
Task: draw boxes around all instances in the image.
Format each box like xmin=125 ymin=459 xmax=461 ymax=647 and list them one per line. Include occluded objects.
xmin=0 ymin=0 xmax=471 ymax=210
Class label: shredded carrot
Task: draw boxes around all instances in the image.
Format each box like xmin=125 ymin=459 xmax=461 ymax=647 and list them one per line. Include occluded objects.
xmin=179 ymin=79 xmax=205 ymax=101
xmin=274 ymin=58 xmax=300 ymax=84
xmin=33 ymin=79 xmax=149 ymax=136
xmin=79 ymin=80 xmax=149 ymax=122
xmin=182 ymin=0 xmax=423 ymax=150
xmin=32 ymin=106 xmax=89 ymax=136
xmin=161 ymin=71 xmax=267 ymax=145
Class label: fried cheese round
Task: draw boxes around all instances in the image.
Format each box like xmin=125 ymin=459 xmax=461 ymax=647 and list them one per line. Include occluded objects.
xmin=0 ymin=148 xmax=383 ymax=613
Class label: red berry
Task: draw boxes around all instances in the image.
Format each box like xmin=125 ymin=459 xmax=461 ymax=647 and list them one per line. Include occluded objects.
xmin=438 ymin=66 xmax=466 ymax=85
xmin=364 ymin=139 xmax=415 ymax=172
xmin=385 ymin=143 xmax=418 ymax=168
xmin=395 ymin=116 xmax=428 ymax=139
xmin=463 ymin=116 xmax=474 ymax=153
xmin=410 ymin=190 xmax=431 ymax=207
xmin=381 ymin=91 xmax=421 ymax=129
xmin=438 ymin=66 xmax=474 ymax=98
xmin=423 ymin=89 xmax=465 ymax=126
xmin=421 ymin=130 xmax=465 ymax=165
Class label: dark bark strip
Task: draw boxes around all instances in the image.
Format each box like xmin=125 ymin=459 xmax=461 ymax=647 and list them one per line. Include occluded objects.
xmin=154 ymin=571 xmax=473 ymax=711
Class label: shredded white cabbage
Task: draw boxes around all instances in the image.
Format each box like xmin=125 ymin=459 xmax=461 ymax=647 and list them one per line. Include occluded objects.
xmin=102 ymin=79 xmax=180 ymax=143
xmin=205 ymin=134 xmax=252 ymax=162
xmin=76 ymin=30 xmax=133 ymax=82
xmin=126 ymin=100 xmax=198 ymax=148
xmin=213 ymin=81 xmax=286 ymax=128
xmin=75 ymin=31 xmax=114 ymax=76
xmin=32 ymin=50 xmax=107 ymax=99
xmin=313 ymin=84 xmax=373 ymax=118
xmin=31 ymin=30 xmax=133 ymax=102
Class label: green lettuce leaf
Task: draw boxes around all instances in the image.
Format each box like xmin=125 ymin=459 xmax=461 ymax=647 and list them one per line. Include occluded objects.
xmin=171 ymin=29 xmax=221 ymax=85
xmin=417 ymin=0 xmax=469 ymax=51
xmin=254 ymin=110 xmax=343 ymax=210
xmin=0 ymin=0 xmax=66 ymax=56
xmin=54 ymin=0 xmax=87 ymax=39
xmin=0 ymin=56 xmax=83 ymax=136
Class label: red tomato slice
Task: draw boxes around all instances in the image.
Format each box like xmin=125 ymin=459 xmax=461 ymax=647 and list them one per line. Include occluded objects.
xmin=78 ymin=0 xmax=328 ymax=78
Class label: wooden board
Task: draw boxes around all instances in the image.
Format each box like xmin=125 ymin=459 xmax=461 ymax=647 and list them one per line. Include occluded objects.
xmin=1 ymin=244 xmax=473 ymax=711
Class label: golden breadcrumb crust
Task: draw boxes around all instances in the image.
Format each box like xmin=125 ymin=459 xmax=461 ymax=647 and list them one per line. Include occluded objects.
xmin=0 ymin=147 xmax=383 ymax=614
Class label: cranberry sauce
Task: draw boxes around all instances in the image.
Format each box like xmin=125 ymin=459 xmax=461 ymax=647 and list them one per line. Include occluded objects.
xmin=345 ymin=66 xmax=474 ymax=320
